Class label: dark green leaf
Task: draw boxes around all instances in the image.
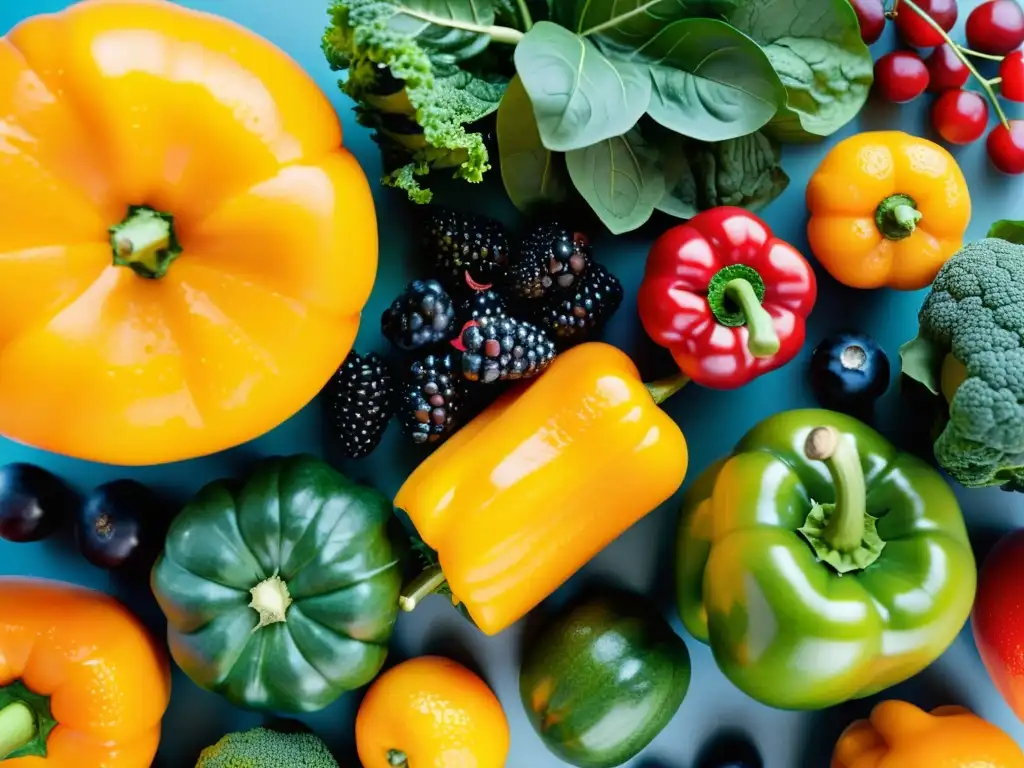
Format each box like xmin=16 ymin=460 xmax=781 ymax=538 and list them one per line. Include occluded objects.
xmin=988 ymin=220 xmax=1024 ymax=244
xmin=728 ymin=0 xmax=873 ymax=141
xmin=497 ymin=74 xmax=570 ymax=211
xmin=571 ymin=0 xmax=740 ymax=41
xmin=515 ymin=21 xmax=652 ymax=152
xmin=651 ymin=127 xmax=788 ymax=218
xmin=606 ymin=18 xmax=784 ymax=142
xmin=565 ymin=126 xmax=665 ymax=234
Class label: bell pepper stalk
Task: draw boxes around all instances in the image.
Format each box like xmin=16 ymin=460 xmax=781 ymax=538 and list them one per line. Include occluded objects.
xmin=395 ymin=342 xmax=689 ymax=636
xmin=0 ymin=681 xmax=57 ymax=760
xmin=638 ymin=207 xmax=817 ymax=390
xmin=676 ymin=408 xmax=976 ymax=710
xmin=832 ymin=700 xmax=1024 ymax=767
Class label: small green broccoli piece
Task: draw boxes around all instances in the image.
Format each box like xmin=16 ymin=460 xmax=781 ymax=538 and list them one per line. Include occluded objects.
xmin=900 ymin=238 xmax=1024 ymax=492
xmin=195 ymin=727 xmax=338 ymax=768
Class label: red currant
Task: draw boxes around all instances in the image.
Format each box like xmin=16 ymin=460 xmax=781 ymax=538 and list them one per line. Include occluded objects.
xmin=967 ymin=0 xmax=1024 ymax=55
xmin=926 ymin=45 xmax=971 ymax=91
xmin=1002 ymin=50 xmax=1024 ymax=100
xmin=987 ymin=120 xmax=1024 ymax=173
xmin=873 ymin=51 xmax=930 ymax=103
xmin=851 ymin=0 xmax=887 ymax=44
xmin=931 ymin=90 xmax=990 ymax=144
xmin=896 ymin=0 xmax=959 ymax=48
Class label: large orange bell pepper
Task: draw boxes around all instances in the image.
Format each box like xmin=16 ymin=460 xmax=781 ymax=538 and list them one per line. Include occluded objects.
xmin=832 ymin=700 xmax=1024 ymax=768
xmin=394 ymin=342 xmax=689 ymax=636
xmin=0 ymin=0 xmax=376 ymax=465
xmin=0 ymin=578 xmax=171 ymax=766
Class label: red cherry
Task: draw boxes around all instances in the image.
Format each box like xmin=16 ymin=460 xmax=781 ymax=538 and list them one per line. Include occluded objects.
xmin=967 ymin=0 xmax=1024 ymax=55
xmin=987 ymin=120 xmax=1024 ymax=173
xmin=926 ymin=45 xmax=971 ymax=91
xmin=931 ymin=90 xmax=990 ymax=144
xmin=896 ymin=0 xmax=959 ymax=48
xmin=873 ymin=51 xmax=930 ymax=103
xmin=1001 ymin=50 xmax=1024 ymax=100
xmin=851 ymin=0 xmax=888 ymax=44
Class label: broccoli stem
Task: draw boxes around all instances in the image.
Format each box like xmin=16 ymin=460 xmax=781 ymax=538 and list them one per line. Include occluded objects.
xmin=0 ymin=702 xmax=35 ymax=759
xmin=804 ymin=427 xmax=868 ymax=554
xmin=109 ymin=205 xmax=182 ymax=279
xmin=875 ymin=194 xmax=923 ymax=241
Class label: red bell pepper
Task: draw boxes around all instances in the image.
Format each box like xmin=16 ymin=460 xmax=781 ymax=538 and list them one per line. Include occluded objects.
xmin=638 ymin=207 xmax=817 ymax=390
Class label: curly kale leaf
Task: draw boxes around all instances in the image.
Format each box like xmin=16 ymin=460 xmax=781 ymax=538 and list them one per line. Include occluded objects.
xmin=323 ymin=0 xmax=510 ymax=203
xmin=900 ymin=238 xmax=1024 ymax=491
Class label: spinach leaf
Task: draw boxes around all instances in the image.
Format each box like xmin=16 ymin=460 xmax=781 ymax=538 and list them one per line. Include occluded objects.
xmin=652 ymin=127 xmax=789 ymax=217
xmin=608 ymin=18 xmax=784 ymax=141
xmin=571 ymin=0 xmax=740 ymax=42
xmin=988 ymin=220 xmax=1024 ymax=245
xmin=515 ymin=21 xmax=652 ymax=152
xmin=497 ymin=75 xmax=570 ymax=210
xmin=565 ymin=126 xmax=666 ymax=234
xmin=728 ymin=0 xmax=873 ymax=140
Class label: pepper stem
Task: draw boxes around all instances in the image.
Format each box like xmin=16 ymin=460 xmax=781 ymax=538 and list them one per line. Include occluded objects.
xmin=109 ymin=205 xmax=182 ymax=279
xmin=399 ymin=565 xmax=447 ymax=612
xmin=797 ymin=427 xmax=886 ymax=574
xmin=248 ymin=573 xmax=293 ymax=631
xmin=644 ymin=373 xmax=690 ymax=405
xmin=875 ymin=194 xmax=923 ymax=241
xmin=725 ymin=279 xmax=780 ymax=357
xmin=387 ymin=749 xmax=409 ymax=767
xmin=0 ymin=703 xmax=36 ymax=759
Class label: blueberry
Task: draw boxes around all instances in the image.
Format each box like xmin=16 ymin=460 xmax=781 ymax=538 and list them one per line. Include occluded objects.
xmin=809 ymin=331 xmax=891 ymax=414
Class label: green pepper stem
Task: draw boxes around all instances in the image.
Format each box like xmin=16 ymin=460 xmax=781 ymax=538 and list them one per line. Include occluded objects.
xmin=109 ymin=205 xmax=182 ymax=279
xmin=644 ymin=373 xmax=690 ymax=405
xmin=248 ymin=573 xmax=293 ymax=631
xmin=875 ymin=194 xmax=923 ymax=241
xmin=387 ymin=749 xmax=408 ymax=767
xmin=726 ymin=279 xmax=780 ymax=358
xmin=804 ymin=427 xmax=868 ymax=553
xmin=0 ymin=702 xmax=36 ymax=759
xmin=399 ymin=565 xmax=447 ymax=612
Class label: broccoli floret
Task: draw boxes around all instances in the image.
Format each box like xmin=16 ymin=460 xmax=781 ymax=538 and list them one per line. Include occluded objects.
xmin=195 ymin=727 xmax=338 ymax=768
xmin=900 ymin=238 xmax=1024 ymax=492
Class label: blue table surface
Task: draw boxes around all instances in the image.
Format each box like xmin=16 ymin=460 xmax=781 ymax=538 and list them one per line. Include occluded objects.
xmin=2 ymin=0 xmax=1023 ymax=766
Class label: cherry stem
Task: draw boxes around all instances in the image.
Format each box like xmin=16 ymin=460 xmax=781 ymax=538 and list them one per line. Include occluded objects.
xmin=958 ymin=45 xmax=1006 ymax=62
xmin=897 ymin=0 xmax=1011 ymax=130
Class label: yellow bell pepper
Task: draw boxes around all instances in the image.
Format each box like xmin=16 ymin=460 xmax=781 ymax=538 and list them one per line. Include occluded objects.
xmin=394 ymin=342 xmax=689 ymax=636
xmin=806 ymin=131 xmax=970 ymax=291
xmin=0 ymin=0 xmax=376 ymax=465
xmin=832 ymin=700 xmax=1024 ymax=768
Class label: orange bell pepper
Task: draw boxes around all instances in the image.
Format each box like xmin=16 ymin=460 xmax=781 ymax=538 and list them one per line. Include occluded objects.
xmin=832 ymin=700 xmax=1024 ymax=768
xmin=0 ymin=0 xmax=376 ymax=465
xmin=394 ymin=342 xmax=689 ymax=636
xmin=0 ymin=578 xmax=171 ymax=767
xmin=806 ymin=131 xmax=970 ymax=291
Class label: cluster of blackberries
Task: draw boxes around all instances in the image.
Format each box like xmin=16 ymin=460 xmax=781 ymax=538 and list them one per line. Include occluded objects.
xmin=324 ymin=208 xmax=623 ymax=458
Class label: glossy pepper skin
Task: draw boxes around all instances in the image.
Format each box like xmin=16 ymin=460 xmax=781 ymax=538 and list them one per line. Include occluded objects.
xmin=677 ymin=409 xmax=975 ymax=710
xmin=394 ymin=342 xmax=689 ymax=636
xmin=832 ymin=700 xmax=1024 ymax=768
xmin=807 ymin=131 xmax=970 ymax=291
xmin=638 ymin=207 xmax=817 ymax=390
xmin=0 ymin=0 xmax=377 ymax=465
xmin=0 ymin=578 xmax=171 ymax=766
xmin=150 ymin=455 xmax=402 ymax=713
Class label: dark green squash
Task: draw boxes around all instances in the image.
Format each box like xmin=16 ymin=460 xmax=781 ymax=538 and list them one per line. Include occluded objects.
xmin=519 ymin=588 xmax=692 ymax=768
xmin=150 ymin=455 xmax=402 ymax=714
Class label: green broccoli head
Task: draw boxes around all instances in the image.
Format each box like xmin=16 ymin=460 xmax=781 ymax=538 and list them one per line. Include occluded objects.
xmin=900 ymin=237 xmax=1024 ymax=492
xmin=196 ymin=727 xmax=338 ymax=768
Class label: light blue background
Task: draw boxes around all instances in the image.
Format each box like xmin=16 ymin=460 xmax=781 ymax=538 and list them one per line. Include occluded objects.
xmin=1 ymin=0 xmax=1022 ymax=765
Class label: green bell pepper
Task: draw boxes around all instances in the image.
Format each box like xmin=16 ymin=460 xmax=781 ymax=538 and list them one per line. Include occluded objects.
xmin=676 ymin=409 xmax=976 ymax=711
xmin=151 ymin=455 xmax=402 ymax=713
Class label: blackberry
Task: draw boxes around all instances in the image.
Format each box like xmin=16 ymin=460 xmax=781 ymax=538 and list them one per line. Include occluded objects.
xmin=400 ymin=353 xmax=463 ymax=445
xmin=324 ymin=351 xmax=394 ymax=459
xmin=533 ymin=262 xmax=624 ymax=348
xmin=457 ymin=289 xmax=508 ymax=325
xmin=422 ymin=208 xmax=510 ymax=292
xmin=508 ymin=223 xmax=591 ymax=300
xmin=458 ymin=316 xmax=557 ymax=384
xmin=381 ymin=279 xmax=456 ymax=352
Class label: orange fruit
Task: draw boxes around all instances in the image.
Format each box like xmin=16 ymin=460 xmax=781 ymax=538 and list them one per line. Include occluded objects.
xmin=355 ymin=656 xmax=510 ymax=768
